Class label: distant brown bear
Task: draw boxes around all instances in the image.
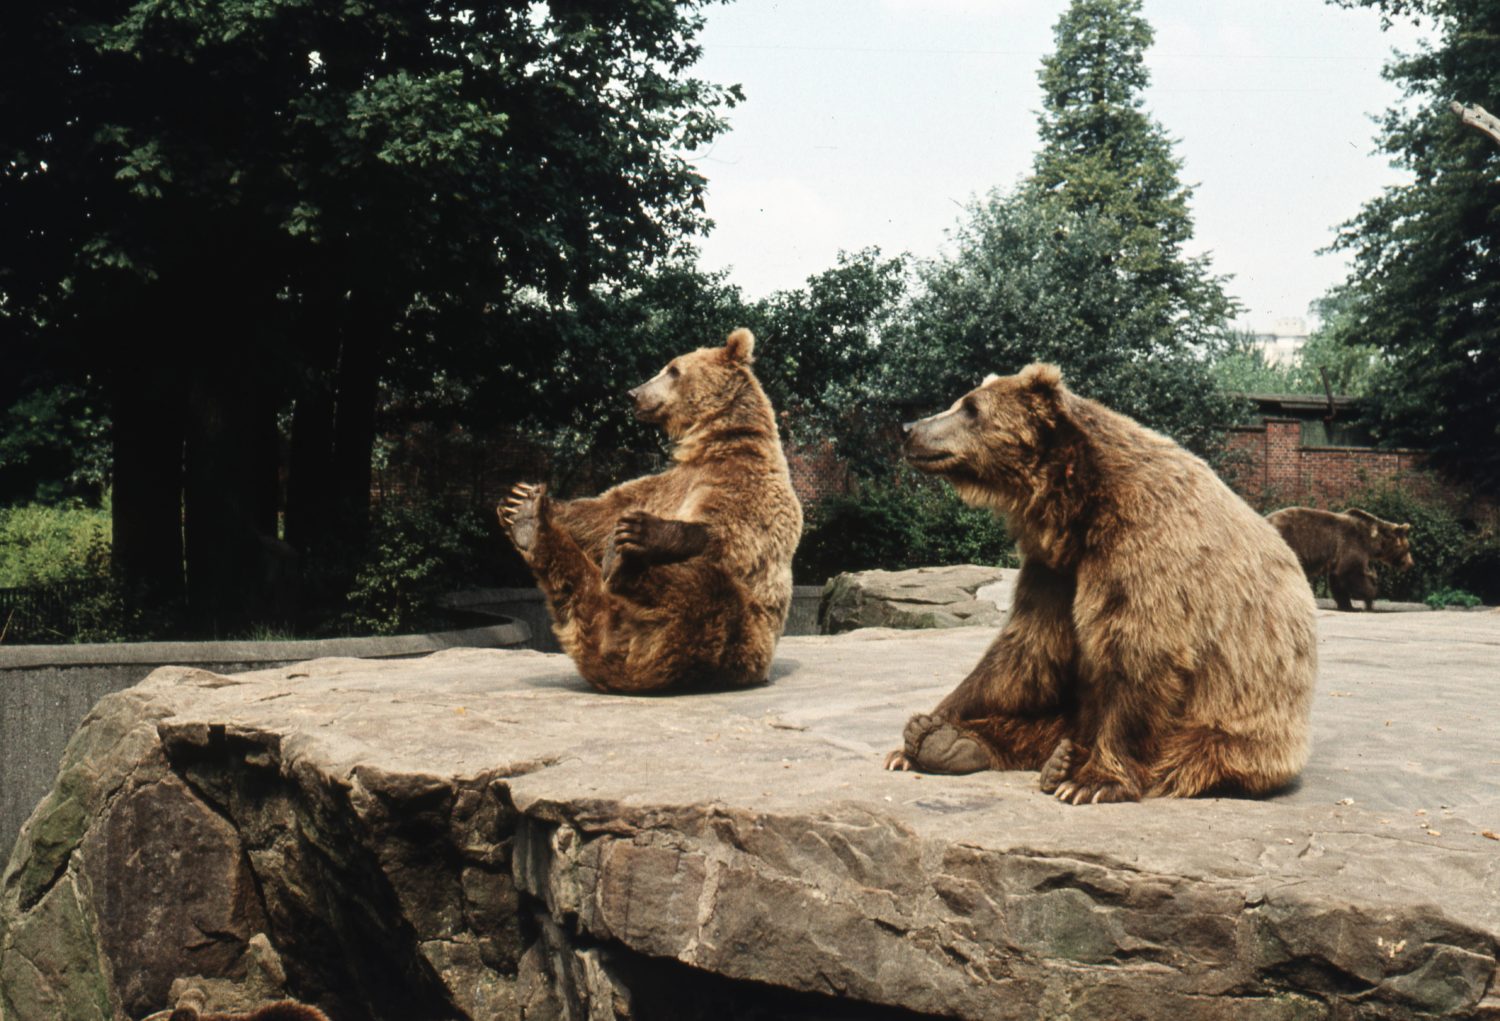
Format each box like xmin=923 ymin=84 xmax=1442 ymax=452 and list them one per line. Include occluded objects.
xmin=499 ymin=329 xmax=802 ymax=693
xmin=885 ymin=364 xmax=1317 ymax=804
xmin=1267 ymin=506 xmax=1413 ymax=612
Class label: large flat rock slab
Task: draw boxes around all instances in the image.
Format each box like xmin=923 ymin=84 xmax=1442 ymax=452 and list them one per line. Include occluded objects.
xmin=2 ymin=610 xmax=1498 ymax=1020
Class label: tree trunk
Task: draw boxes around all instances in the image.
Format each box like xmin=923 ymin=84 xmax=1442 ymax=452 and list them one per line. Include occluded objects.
xmin=110 ymin=378 xmax=186 ymax=611
xmin=183 ymin=373 xmax=280 ymax=635
xmin=331 ymin=331 xmax=380 ymax=539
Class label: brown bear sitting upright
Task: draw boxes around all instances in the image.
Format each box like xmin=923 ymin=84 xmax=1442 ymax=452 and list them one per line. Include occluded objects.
xmin=499 ymin=328 xmax=802 ymax=692
xmin=885 ymin=364 xmax=1317 ymax=804
xmin=1266 ymin=506 xmax=1413 ymax=611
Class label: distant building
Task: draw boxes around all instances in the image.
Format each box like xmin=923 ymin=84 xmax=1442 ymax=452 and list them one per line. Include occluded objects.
xmin=1251 ymin=317 xmax=1310 ymax=367
xmin=1224 ymin=392 xmax=1436 ymax=507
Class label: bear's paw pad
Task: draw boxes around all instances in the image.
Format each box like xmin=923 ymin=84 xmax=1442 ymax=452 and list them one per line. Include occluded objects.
xmin=903 ymin=714 xmax=992 ymax=774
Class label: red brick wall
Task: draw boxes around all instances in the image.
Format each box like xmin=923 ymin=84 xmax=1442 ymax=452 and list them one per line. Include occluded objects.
xmin=1224 ymin=420 xmax=1437 ymax=508
xmin=785 ymin=440 xmax=851 ymax=506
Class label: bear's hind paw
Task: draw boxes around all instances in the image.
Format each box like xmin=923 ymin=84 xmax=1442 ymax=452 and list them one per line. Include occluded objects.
xmin=902 ymin=714 xmax=993 ymax=774
xmin=500 ymin=482 xmax=548 ymax=554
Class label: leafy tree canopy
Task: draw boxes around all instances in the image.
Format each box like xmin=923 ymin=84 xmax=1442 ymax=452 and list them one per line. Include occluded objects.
xmin=885 ymin=0 xmax=1240 ymax=459
xmin=1323 ymin=0 xmax=1500 ymax=492
xmin=0 ymin=0 xmax=740 ymax=631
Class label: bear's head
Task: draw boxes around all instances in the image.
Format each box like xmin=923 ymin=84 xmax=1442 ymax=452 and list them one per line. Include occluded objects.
xmin=1345 ymin=508 xmax=1414 ymax=569
xmin=903 ymin=363 xmax=1082 ymax=510
xmin=628 ymin=328 xmax=758 ymax=440
xmin=1383 ymin=524 xmax=1415 ymax=569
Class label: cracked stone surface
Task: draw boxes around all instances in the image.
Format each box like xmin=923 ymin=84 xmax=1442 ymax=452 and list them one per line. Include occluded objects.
xmin=818 ymin=565 xmax=1015 ymax=633
xmin=2 ymin=610 xmax=1498 ymax=1021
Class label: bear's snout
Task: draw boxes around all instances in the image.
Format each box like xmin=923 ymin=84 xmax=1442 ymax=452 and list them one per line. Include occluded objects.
xmin=628 ymin=379 xmax=668 ymax=423
xmin=903 ymin=416 xmax=959 ymax=472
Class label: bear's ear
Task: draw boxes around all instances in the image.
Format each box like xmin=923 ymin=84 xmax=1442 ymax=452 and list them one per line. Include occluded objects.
xmin=1017 ymin=363 xmax=1063 ymax=398
xmin=981 ymin=373 xmax=1001 ymax=386
xmin=724 ymin=328 xmax=755 ymax=364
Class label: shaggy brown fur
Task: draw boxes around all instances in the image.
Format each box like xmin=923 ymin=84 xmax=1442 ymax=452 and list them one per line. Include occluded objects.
xmin=500 ymin=329 xmax=802 ymax=693
xmin=168 ymin=1003 xmax=329 ymax=1021
xmin=1267 ymin=506 xmax=1413 ymax=611
xmin=885 ymin=364 xmax=1317 ymax=804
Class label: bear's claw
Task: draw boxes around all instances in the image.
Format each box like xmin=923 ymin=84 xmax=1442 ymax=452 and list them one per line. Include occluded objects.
xmin=883 ymin=749 xmax=914 ymax=771
xmin=499 ymin=483 xmax=547 ymax=555
xmin=615 ymin=509 xmax=652 ymax=555
xmin=1052 ymin=779 xmax=1136 ymax=805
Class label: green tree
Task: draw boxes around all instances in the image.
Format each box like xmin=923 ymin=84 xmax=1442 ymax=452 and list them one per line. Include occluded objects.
xmin=887 ymin=0 xmax=1239 ymax=459
xmin=1029 ymin=0 xmax=1238 ymax=335
xmin=893 ymin=194 xmax=1237 ymax=458
xmin=1325 ymin=0 xmax=1500 ymax=493
xmin=0 ymin=0 xmax=737 ymax=632
xmin=1208 ymin=301 xmax=1381 ymax=399
xmin=1299 ymin=291 xmax=1382 ymax=396
xmin=748 ymin=249 xmax=908 ymax=470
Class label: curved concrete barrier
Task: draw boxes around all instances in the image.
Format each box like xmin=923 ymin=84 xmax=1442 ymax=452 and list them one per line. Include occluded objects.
xmin=0 ymin=620 xmax=530 ymax=860
xmin=0 ymin=620 xmax=530 ymax=671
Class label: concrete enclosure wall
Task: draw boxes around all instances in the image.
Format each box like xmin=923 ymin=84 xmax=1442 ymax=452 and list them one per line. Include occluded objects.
xmin=0 ymin=622 xmax=528 ymax=864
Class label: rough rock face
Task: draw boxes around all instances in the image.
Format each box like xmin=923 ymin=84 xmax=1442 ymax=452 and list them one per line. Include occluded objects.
xmin=3 ymin=613 xmax=1499 ymax=1021
xmin=818 ymin=565 xmax=1014 ymax=633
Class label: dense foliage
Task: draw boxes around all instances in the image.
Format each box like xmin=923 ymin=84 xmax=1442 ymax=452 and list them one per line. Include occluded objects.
xmin=1209 ymin=306 xmax=1382 ymax=399
xmin=882 ymin=0 xmax=1240 ymax=460
xmin=794 ymin=471 xmax=1017 ymax=583
xmin=891 ymin=194 xmax=1239 ymax=459
xmin=1322 ymin=0 xmax=1500 ymax=494
xmin=0 ymin=0 xmax=738 ymax=634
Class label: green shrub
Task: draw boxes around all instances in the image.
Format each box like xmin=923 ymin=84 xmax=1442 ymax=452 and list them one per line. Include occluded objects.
xmin=339 ymin=497 xmax=495 ymax=636
xmin=0 ymin=501 xmax=111 ymax=588
xmin=795 ymin=471 xmax=1017 ymax=582
xmin=1452 ymin=531 xmax=1500 ymax=605
xmin=1424 ymin=588 xmax=1481 ymax=609
xmin=0 ymin=499 xmax=151 ymax=643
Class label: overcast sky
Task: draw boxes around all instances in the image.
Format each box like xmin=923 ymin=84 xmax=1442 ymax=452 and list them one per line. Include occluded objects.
xmin=687 ymin=0 xmax=1431 ymax=334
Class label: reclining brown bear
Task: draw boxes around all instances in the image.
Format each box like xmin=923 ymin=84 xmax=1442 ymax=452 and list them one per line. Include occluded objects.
xmin=500 ymin=329 xmax=802 ymax=693
xmin=1267 ymin=506 xmax=1413 ymax=611
xmin=886 ymin=364 xmax=1317 ymax=804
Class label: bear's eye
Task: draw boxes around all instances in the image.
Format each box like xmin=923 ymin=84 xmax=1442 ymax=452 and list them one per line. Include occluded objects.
xmin=667 ymin=365 xmax=681 ymax=379
xmin=961 ymin=398 xmax=979 ymax=419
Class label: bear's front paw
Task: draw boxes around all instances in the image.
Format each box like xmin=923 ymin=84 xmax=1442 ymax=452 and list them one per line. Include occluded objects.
xmin=902 ymin=713 xmax=992 ymax=774
xmin=1050 ymin=762 xmax=1140 ymax=805
xmin=1052 ymin=779 xmax=1137 ymax=805
xmin=498 ymin=482 xmax=548 ymax=555
xmin=614 ymin=509 xmax=659 ymax=557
